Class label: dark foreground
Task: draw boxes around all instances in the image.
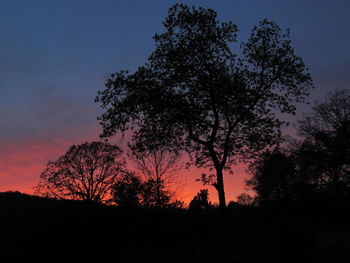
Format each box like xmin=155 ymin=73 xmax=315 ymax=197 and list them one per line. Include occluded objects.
xmin=1 ymin=192 xmax=350 ymax=263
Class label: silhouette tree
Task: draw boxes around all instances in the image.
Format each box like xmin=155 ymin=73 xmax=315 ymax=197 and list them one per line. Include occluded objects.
xmin=286 ymin=140 xmax=327 ymax=201
xmin=96 ymin=4 xmax=313 ymax=209
xmin=112 ymin=172 xmax=143 ymax=207
xmin=130 ymin=146 xmax=183 ymax=208
xmin=298 ymin=89 xmax=350 ymax=195
xmin=189 ymin=189 xmax=211 ymax=210
xmin=236 ymin=193 xmax=255 ymax=206
xmin=35 ymin=141 xmax=125 ymax=203
xmin=246 ymin=150 xmax=296 ymax=205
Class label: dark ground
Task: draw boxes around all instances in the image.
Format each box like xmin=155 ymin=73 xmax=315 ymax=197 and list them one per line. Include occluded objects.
xmin=1 ymin=191 xmax=350 ymax=263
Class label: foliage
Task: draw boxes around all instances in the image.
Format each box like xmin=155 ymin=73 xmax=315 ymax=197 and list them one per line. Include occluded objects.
xmin=130 ymin=146 xmax=183 ymax=208
xmin=112 ymin=172 xmax=143 ymax=207
xmin=35 ymin=141 xmax=125 ymax=203
xmin=96 ymin=4 xmax=313 ymax=208
xmin=246 ymin=150 xmax=296 ymax=204
xmin=236 ymin=193 xmax=255 ymax=206
xmin=189 ymin=189 xmax=212 ymax=210
xmin=297 ymin=89 xmax=350 ymax=193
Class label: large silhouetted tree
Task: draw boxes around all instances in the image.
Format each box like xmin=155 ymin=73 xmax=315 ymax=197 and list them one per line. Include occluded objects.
xmin=35 ymin=141 xmax=125 ymax=203
xmin=96 ymin=4 xmax=313 ymax=209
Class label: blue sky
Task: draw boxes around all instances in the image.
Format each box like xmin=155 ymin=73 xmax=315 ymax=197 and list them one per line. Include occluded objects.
xmin=1 ymin=0 xmax=349 ymax=201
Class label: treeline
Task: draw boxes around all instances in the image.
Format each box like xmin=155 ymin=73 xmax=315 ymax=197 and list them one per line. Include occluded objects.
xmin=34 ymin=142 xmax=184 ymax=208
xmin=33 ymin=88 xmax=350 ymax=211
xmin=242 ymin=89 xmax=350 ymax=207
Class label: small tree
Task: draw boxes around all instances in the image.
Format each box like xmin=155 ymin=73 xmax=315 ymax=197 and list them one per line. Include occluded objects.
xmin=35 ymin=141 xmax=125 ymax=203
xmin=130 ymin=146 xmax=183 ymax=208
xmin=96 ymin=4 xmax=313 ymax=210
xmin=189 ymin=189 xmax=212 ymax=210
xmin=246 ymin=150 xmax=296 ymax=205
xmin=112 ymin=172 xmax=143 ymax=207
xmin=236 ymin=193 xmax=255 ymax=206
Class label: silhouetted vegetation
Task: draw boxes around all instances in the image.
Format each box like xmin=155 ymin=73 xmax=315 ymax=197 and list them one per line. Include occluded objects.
xmin=130 ymin=146 xmax=184 ymax=208
xmin=297 ymin=89 xmax=350 ymax=197
xmin=236 ymin=192 xmax=256 ymax=206
xmin=35 ymin=141 xmax=125 ymax=203
xmin=189 ymin=189 xmax=212 ymax=210
xmin=8 ymin=3 xmax=349 ymax=262
xmin=247 ymin=150 xmax=296 ymax=205
xmin=95 ymin=4 xmax=313 ymax=210
xmin=245 ymin=89 xmax=350 ymax=207
xmin=2 ymin=190 xmax=350 ymax=262
xmin=112 ymin=171 xmax=143 ymax=207
xmin=5 ymin=88 xmax=350 ymax=262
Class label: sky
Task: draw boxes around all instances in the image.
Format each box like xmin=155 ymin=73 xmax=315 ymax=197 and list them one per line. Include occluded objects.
xmin=0 ymin=0 xmax=349 ymax=204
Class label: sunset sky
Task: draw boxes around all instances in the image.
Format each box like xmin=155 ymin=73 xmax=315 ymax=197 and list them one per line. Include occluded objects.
xmin=1 ymin=0 xmax=349 ymax=204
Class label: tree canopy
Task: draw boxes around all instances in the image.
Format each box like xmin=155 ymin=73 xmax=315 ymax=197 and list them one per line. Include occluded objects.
xmin=298 ymin=89 xmax=350 ymax=193
xmin=246 ymin=150 xmax=296 ymax=205
xmin=35 ymin=141 xmax=125 ymax=203
xmin=112 ymin=172 xmax=143 ymax=207
xmin=130 ymin=146 xmax=183 ymax=208
xmin=189 ymin=189 xmax=212 ymax=210
xmin=96 ymin=4 xmax=313 ymax=209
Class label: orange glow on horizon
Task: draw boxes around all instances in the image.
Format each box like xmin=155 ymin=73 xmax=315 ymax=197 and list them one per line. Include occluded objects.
xmin=0 ymin=135 xmax=251 ymax=206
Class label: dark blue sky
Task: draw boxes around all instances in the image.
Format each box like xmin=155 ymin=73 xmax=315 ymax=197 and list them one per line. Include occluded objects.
xmin=1 ymin=0 xmax=349 ymax=201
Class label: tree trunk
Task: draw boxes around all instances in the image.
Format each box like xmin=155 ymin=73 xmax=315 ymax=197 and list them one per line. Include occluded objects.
xmin=216 ymin=168 xmax=228 ymax=231
xmin=216 ymin=168 xmax=226 ymax=210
